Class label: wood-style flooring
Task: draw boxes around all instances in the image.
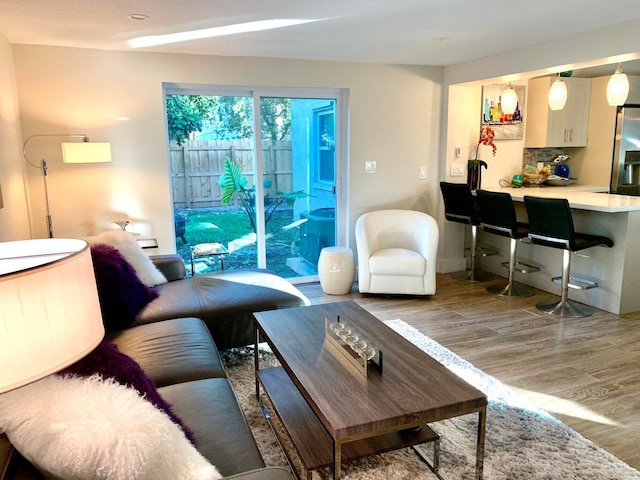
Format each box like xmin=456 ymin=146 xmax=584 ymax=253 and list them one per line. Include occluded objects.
xmin=296 ymin=273 xmax=640 ymax=469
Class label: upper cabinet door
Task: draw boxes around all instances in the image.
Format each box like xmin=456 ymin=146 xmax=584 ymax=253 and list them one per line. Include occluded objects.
xmin=525 ymin=77 xmax=591 ymax=148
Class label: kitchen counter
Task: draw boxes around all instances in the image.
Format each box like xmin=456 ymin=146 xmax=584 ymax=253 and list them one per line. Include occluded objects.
xmin=476 ymin=184 xmax=640 ymax=314
xmin=483 ymin=184 xmax=640 ymax=213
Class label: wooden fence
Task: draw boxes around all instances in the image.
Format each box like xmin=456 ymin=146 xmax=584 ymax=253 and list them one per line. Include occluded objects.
xmin=170 ymin=139 xmax=293 ymax=209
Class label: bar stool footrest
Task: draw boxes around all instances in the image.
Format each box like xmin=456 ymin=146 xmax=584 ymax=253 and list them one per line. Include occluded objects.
xmin=466 ymin=245 xmax=499 ymax=257
xmin=551 ymin=276 xmax=598 ymax=290
xmin=500 ymin=260 xmax=540 ymax=274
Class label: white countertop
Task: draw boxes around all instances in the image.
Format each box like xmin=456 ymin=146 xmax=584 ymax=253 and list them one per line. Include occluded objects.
xmin=482 ymin=185 xmax=640 ymax=213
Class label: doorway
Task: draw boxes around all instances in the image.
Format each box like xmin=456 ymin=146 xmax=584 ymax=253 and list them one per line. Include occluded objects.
xmin=163 ymin=84 xmax=348 ymax=282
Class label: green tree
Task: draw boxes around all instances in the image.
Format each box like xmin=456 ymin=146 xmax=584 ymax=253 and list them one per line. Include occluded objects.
xmin=166 ymin=95 xmax=292 ymax=143
xmin=260 ymin=98 xmax=291 ymax=140
xmin=165 ymin=95 xmax=217 ymax=145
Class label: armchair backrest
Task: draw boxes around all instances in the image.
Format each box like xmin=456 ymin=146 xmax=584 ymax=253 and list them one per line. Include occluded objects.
xmin=355 ymin=209 xmax=438 ymax=256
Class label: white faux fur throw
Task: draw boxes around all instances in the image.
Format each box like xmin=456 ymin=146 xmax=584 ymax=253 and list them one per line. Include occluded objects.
xmin=85 ymin=229 xmax=167 ymax=287
xmin=0 ymin=374 xmax=221 ymax=480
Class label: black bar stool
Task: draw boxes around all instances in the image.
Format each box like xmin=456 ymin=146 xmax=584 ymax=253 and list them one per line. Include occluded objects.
xmin=524 ymin=196 xmax=613 ymax=317
xmin=440 ymin=182 xmax=495 ymax=282
xmin=476 ymin=190 xmax=539 ymax=297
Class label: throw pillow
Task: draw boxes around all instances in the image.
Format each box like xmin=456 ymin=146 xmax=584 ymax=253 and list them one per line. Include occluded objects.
xmin=0 ymin=374 xmax=222 ymax=480
xmin=85 ymin=230 xmax=167 ymax=287
xmin=89 ymin=244 xmax=158 ymax=332
xmin=59 ymin=339 xmax=195 ymax=444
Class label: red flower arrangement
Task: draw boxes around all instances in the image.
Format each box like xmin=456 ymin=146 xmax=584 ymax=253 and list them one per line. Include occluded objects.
xmin=476 ymin=126 xmax=497 ymax=158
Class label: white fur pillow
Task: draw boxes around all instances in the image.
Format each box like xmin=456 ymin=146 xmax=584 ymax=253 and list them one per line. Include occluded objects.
xmin=85 ymin=230 xmax=167 ymax=287
xmin=0 ymin=374 xmax=221 ymax=480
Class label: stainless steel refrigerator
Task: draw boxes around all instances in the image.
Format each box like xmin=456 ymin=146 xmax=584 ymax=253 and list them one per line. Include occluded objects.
xmin=611 ymin=104 xmax=640 ymax=195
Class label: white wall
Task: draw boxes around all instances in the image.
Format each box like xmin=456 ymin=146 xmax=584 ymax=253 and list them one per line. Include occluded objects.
xmin=12 ymin=45 xmax=443 ymax=253
xmin=6 ymin=18 xmax=640 ymax=276
xmin=0 ymin=34 xmax=30 ymax=241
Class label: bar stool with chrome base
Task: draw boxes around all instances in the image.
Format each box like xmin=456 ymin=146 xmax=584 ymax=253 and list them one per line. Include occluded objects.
xmin=476 ymin=190 xmax=539 ymax=297
xmin=440 ymin=182 xmax=495 ymax=282
xmin=524 ymin=196 xmax=613 ymax=317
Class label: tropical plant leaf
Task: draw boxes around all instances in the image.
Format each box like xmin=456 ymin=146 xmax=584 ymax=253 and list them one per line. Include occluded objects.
xmin=218 ymin=157 xmax=248 ymax=204
xmin=277 ymin=190 xmax=308 ymax=206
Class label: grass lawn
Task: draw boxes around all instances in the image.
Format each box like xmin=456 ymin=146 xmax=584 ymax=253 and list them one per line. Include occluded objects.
xmin=175 ymin=206 xmax=305 ymax=278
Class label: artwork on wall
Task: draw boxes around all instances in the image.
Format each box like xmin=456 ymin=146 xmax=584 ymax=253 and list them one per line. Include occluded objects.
xmin=481 ymin=84 xmax=526 ymax=140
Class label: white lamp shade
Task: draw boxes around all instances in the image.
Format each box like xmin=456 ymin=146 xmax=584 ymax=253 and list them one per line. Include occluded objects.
xmin=61 ymin=142 xmax=112 ymax=164
xmin=0 ymin=239 xmax=105 ymax=394
xmin=607 ymin=68 xmax=630 ymax=106
xmin=501 ymin=86 xmax=518 ymax=115
xmin=548 ymin=79 xmax=568 ymax=111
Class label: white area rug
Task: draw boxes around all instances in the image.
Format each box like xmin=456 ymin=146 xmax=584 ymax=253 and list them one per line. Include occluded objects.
xmin=223 ymin=320 xmax=640 ymax=479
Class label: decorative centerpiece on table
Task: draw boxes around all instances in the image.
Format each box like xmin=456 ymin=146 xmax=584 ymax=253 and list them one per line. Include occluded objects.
xmin=468 ymin=126 xmax=496 ymax=190
xmin=522 ymin=164 xmax=551 ymax=186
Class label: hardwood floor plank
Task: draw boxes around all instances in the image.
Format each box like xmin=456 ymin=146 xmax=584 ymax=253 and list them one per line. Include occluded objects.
xmin=296 ymin=273 xmax=640 ymax=469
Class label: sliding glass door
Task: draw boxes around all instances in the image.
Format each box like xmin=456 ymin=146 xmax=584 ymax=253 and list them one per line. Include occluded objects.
xmin=164 ymin=84 xmax=348 ymax=282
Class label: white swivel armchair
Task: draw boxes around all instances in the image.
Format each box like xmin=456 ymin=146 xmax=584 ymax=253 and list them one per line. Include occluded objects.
xmin=355 ymin=209 xmax=439 ymax=295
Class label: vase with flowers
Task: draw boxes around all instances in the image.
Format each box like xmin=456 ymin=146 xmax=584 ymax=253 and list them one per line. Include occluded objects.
xmin=468 ymin=126 xmax=497 ymax=190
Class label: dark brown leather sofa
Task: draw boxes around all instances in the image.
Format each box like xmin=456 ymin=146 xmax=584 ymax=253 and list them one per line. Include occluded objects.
xmin=137 ymin=255 xmax=310 ymax=350
xmin=1 ymin=316 xmax=292 ymax=480
xmin=1 ymin=256 xmax=308 ymax=480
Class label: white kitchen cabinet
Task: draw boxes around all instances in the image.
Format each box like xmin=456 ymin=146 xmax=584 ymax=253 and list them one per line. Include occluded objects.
xmin=525 ymin=77 xmax=591 ymax=147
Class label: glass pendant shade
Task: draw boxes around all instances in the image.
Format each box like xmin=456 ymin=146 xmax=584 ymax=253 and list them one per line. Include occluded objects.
xmin=501 ymin=85 xmax=518 ymax=115
xmin=548 ymin=79 xmax=568 ymax=111
xmin=607 ymin=67 xmax=630 ymax=106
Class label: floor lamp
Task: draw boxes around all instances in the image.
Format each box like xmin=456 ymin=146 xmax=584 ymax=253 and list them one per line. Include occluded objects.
xmin=23 ymin=134 xmax=112 ymax=238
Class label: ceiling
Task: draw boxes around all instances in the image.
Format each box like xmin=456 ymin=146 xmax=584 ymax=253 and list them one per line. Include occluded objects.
xmin=0 ymin=0 xmax=639 ymax=76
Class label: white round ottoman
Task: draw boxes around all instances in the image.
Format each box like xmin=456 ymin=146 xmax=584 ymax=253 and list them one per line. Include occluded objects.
xmin=318 ymin=246 xmax=355 ymax=295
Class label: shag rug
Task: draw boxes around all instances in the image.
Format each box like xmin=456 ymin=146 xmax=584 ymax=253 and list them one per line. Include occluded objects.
xmin=222 ymin=320 xmax=640 ymax=479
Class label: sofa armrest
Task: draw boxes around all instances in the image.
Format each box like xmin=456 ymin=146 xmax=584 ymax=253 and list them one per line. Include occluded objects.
xmin=150 ymin=254 xmax=187 ymax=281
xmin=224 ymin=468 xmax=293 ymax=480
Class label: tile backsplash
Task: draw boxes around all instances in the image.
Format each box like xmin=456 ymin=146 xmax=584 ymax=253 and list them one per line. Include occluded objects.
xmin=523 ymin=148 xmax=566 ymax=170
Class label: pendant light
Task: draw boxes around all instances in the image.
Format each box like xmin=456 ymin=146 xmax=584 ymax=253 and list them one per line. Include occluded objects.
xmin=501 ymin=84 xmax=518 ymax=115
xmin=548 ymin=76 xmax=567 ymax=111
xmin=607 ymin=64 xmax=630 ymax=106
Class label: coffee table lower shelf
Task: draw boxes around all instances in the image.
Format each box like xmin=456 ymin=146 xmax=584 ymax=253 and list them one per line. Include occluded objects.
xmin=257 ymin=366 xmax=440 ymax=479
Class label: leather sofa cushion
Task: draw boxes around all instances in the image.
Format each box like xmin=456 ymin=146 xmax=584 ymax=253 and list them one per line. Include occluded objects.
xmin=159 ymin=378 xmax=266 ymax=477
xmin=137 ymin=272 xmax=309 ymax=350
xmin=108 ymin=317 xmax=226 ymax=388
xmin=369 ymin=248 xmax=426 ymax=276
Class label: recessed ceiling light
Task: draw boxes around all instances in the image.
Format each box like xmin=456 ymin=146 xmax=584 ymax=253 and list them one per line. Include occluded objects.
xmin=128 ymin=14 xmax=150 ymax=21
xmin=128 ymin=18 xmax=316 ymax=48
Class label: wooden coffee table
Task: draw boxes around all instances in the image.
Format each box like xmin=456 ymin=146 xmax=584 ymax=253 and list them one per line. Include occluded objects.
xmin=253 ymin=301 xmax=487 ymax=479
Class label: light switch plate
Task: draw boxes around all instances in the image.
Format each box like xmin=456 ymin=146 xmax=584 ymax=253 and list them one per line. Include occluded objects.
xmin=365 ymin=161 xmax=376 ymax=174
xmin=450 ymin=164 xmax=465 ymax=177
xmin=419 ymin=166 xmax=427 ymax=179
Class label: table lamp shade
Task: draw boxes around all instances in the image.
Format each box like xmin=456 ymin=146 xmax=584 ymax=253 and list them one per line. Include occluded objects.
xmin=0 ymin=239 xmax=105 ymax=394
xmin=61 ymin=142 xmax=112 ymax=164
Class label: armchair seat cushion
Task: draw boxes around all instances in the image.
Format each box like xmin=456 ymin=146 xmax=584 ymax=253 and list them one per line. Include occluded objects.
xmin=369 ymin=248 xmax=426 ymax=276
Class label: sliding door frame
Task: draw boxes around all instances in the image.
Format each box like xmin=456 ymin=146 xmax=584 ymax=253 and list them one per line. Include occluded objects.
xmin=163 ymin=83 xmax=350 ymax=275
